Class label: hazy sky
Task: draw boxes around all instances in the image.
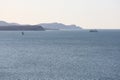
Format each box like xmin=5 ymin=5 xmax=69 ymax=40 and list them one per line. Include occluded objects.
xmin=0 ymin=0 xmax=120 ymax=29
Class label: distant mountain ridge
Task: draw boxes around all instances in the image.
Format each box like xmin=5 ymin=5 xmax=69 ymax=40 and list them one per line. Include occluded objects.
xmin=39 ymin=22 xmax=81 ymax=30
xmin=0 ymin=21 xmax=81 ymax=30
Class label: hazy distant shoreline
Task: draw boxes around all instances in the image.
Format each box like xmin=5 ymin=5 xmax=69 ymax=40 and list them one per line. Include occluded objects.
xmin=0 ymin=21 xmax=81 ymax=31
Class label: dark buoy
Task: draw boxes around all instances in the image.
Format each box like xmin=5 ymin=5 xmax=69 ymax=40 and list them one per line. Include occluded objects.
xmin=22 ymin=32 xmax=24 ymax=35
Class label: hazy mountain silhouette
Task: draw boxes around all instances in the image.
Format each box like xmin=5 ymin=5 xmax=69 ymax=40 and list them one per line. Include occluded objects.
xmin=0 ymin=21 xmax=81 ymax=30
xmin=0 ymin=21 xmax=20 ymax=26
xmin=39 ymin=22 xmax=81 ymax=30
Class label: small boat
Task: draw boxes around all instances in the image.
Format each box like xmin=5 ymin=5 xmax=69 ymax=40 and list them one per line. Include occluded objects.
xmin=89 ymin=29 xmax=98 ymax=32
xmin=21 ymin=32 xmax=24 ymax=35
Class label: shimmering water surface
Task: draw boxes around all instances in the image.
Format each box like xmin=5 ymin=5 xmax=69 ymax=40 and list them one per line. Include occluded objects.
xmin=0 ymin=30 xmax=120 ymax=80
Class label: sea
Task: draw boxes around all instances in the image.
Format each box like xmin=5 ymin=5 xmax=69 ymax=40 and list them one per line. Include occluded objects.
xmin=0 ymin=30 xmax=120 ymax=80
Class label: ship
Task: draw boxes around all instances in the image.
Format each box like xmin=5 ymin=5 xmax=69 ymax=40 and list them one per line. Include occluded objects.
xmin=89 ymin=29 xmax=98 ymax=32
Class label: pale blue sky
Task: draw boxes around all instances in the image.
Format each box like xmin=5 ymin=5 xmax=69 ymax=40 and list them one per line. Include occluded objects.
xmin=0 ymin=0 xmax=120 ymax=29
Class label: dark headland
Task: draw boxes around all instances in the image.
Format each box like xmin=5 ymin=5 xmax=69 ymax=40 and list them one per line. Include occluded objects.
xmin=0 ymin=25 xmax=45 ymax=31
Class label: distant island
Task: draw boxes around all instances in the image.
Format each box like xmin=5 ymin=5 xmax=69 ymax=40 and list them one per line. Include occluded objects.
xmin=0 ymin=21 xmax=82 ymax=31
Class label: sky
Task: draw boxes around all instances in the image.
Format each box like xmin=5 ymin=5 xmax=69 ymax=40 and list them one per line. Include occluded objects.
xmin=0 ymin=0 xmax=120 ymax=29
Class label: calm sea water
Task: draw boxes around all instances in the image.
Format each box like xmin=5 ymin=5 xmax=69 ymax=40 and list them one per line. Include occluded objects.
xmin=0 ymin=30 xmax=120 ymax=80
